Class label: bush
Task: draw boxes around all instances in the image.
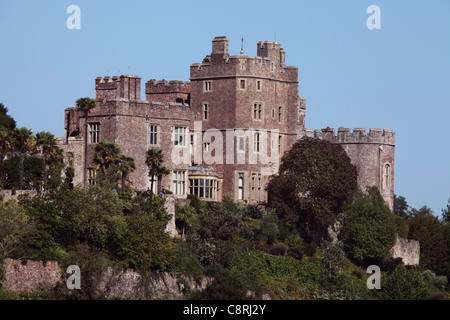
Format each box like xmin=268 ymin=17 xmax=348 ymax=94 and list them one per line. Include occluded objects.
xmin=171 ymin=244 xmax=203 ymax=282
xmin=269 ymin=243 xmax=287 ymax=256
xmin=303 ymin=243 xmax=317 ymax=257
xmin=189 ymin=269 xmax=248 ymax=300
xmin=380 ymin=264 xmax=430 ymax=300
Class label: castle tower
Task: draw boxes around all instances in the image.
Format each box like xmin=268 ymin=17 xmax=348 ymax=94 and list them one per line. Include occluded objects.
xmin=298 ymin=127 xmax=395 ymax=210
xmin=189 ymin=36 xmax=306 ymax=203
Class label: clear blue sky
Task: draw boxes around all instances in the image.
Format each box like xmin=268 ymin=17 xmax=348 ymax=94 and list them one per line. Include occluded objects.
xmin=0 ymin=0 xmax=449 ymax=215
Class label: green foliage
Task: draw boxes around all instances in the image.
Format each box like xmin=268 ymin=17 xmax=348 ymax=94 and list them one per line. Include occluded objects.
xmin=268 ymin=243 xmax=287 ymax=256
xmin=120 ymin=212 xmax=175 ymax=271
xmin=408 ymin=210 xmax=449 ymax=278
xmin=340 ymin=186 xmax=397 ymax=265
xmin=267 ymin=137 xmax=358 ymax=235
xmin=3 ymin=155 xmax=43 ymax=190
xmin=379 ymin=264 xmax=430 ymax=300
xmin=190 ymin=268 xmax=248 ymax=300
xmin=0 ymin=200 xmax=36 ymax=258
xmin=171 ymin=244 xmax=204 ymax=282
xmin=442 ymin=198 xmax=450 ymax=223
xmin=255 ymin=208 xmax=279 ymax=245
xmin=62 ymin=243 xmax=112 ymax=300
xmin=0 ymin=103 xmax=17 ymax=130
xmin=197 ymin=195 xmax=253 ymax=241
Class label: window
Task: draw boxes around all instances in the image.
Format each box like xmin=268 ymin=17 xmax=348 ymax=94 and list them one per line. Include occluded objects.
xmin=238 ymin=136 xmax=245 ymax=152
xmin=89 ymin=123 xmax=100 ymax=144
xmin=87 ymin=168 xmax=96 ymax=185
xmin=384 ymin=163 xmax=391 ymax=188
xmin=203 ymin=103 xmax=208 ymax=120
xmin=257 ymin=174 xmax=262 ymax=201
xmin=256 ymin=80 xmax=262 ymax=91
xmin=251 ymin=174 xmax=256 ymax=200
xmin=238 ymin=176 xmax=244 ymax=200
xmin=204 ymin=81 xmax=212 ymax=92
xmin=149 ymin=124 xmax=159 ymax=146
xmin=272 ymin=108 xmax=275 ymax=119
xmin=203 ymin=142 xmax=210 ymax=152
xmin=240 ymin=79 xmax=246 ymax=90
xmin=172 ymin=170 xmax=186 ymax=195
xmin=174 ymin=126 xmax=187 ymax=146
xmin=278 ymin=106 xmax=283 ymax=122
xmin=253 ymin=103 xmax=262 ymax=120
xmin=189 ymin=178 xmax=217 ymax=199
xmin=254 ymin=132 xmax=261 ymax=153
xmin=148 ymin=176 xmax=158 ymax=194
xmin=190 ymin=134 xmax=195 ymax=154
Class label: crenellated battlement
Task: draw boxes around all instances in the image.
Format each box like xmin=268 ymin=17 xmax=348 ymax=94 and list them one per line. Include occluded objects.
xmin=299 ymin=127 xmax=395 ymax=146
xmin=95 ymin=75 xmax=141 ymax=101
xmin=145 ymin=79 xmax=191 ymax=93
xmin=190 ymin=37 xmax=297 ymax=83
xmin=145 ymin=79 xmax=191 ymax=105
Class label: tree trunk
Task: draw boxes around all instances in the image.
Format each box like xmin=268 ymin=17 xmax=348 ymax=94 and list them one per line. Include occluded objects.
xmin=19 ymin=152 xmax=24 ymax=189
xmin=149 ymin=167 xmax=155 ymax=212
xmin=42 ymin=153 xmax=48 ymax=188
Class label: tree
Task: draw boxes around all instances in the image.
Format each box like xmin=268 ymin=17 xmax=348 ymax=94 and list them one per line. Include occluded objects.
xmin=380 ymin=264 xmax=429 ymax=300
xmin=35 ymin=131 xmax=58 ymax=188
xmin=75 ymin=97 xmax=96 ymax=188
xmin=339 ymin=186 xmax=397 ymax=265
xmin=0 ymin=103 xmax=17 ymax=131
xmin=441 ymin=198 xmax=450 ymax=223
xmin=0 ymin=200 xmax=35 ymax=258
xmin=408 ymin=211 xmax=449 ymax=277
xmin=0 ymin=128 xmax=13 ymax=182
xmin=145 ymin=148 xmax=165 ymax=210
xmin=92 ymin=140 xmax=121 ymax=173
xmin=176 ymin=204 xmax=197 ymax=240
xmin=120 ymin=199 xmax=174 ymax=271
xmin=267 ymin=137 xmax=358 ymax=240
xmin=12 ymin=127 xmax=34 ymax=189
xmin=118 ymin=155 xmax=135 ymax=192
xmin=394 ymin=194 xmax=409 ymax=218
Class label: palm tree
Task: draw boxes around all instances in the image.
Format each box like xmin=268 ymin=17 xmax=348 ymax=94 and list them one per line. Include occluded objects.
xmin=92 ymin=140 xmax=121 ymax=173
xmin=35 ymin=131 xmax=57 ymax=188
xmin=12 ymin=127 xmax=34 ymax=189
xmin=118 ymin=154 xmax=136 ymax=192
xmin=0 ymin=128 xmax=12 ymax=181
xmin=76 ymin=97 xmax=96 ymax=188
xmin=145 ymin=148 xmax=164 ymax=210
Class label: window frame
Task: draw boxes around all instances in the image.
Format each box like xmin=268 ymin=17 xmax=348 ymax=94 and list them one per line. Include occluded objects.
xmin=173 ymin=126 xmax=187 ymax=146
xmin=88 ymin=122 xmax=100 ymax=144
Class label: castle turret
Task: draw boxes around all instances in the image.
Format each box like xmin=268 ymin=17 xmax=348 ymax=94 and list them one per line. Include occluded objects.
xmin=298 ymin=127 xmax=395 ymax=210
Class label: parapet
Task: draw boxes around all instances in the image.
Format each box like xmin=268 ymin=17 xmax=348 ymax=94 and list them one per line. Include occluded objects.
xmin=298 ymin=127 xmax=395 ymax=146
xmin=145 ymin=79 xmax=191 ymax=94
xmin=95 ymin=75 xmax=141 ymax=100
xmin=145 ymin=79 xmax=191 ymax=105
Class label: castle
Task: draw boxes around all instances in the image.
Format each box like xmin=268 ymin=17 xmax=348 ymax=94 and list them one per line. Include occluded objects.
xmin=59 ymin=36 xmax=395 ymax=210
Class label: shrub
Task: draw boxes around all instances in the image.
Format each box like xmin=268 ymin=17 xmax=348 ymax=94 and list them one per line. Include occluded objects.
xmin=303 ymin=243 xmax=317 ymax=257
xmin=189 ymin=269 xmax=248 ymax=300
xmin=380 ymin=264 xmax=430 ymax=300
xmin=269 ymin=243 xmax=287 ymax=256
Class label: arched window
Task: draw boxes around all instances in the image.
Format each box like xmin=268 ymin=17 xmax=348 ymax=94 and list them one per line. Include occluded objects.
xmin=383 ymin=163 xmax=391 ymax=188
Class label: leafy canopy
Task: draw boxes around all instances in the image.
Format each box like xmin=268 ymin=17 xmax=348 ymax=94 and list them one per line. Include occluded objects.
xmin=267 ymin=137 xmax=358 ymax=231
